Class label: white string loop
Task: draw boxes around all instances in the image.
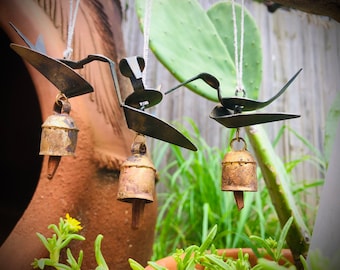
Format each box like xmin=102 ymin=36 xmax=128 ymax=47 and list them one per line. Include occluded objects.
xmin=142 ymin=0 xmax=153 ymax=86
xmin=231 ymin=0 xmax=245 ymax=94
xmin=63 ymin=0 xmax=81 ymax=59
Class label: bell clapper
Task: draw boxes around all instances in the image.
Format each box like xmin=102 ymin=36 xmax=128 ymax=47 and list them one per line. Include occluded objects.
xmin=233 ymin=191 xmax=244 ymax=210
xmin=47 ymin=156 xmax=62 ymax=180
xmin=131 ymin=199 xmax=146 ymax=229
xmin=232 ymin=130 xmax=245 ymax=210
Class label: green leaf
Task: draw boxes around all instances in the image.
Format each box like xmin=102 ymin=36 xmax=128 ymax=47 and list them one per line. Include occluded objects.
xmin=276 ymin=217 xmax=293 ymax=260
xmin=256 ymin=258 xmax=294 ymax=270
xmin=36 ymin=232 xmax=52 ymax=252
xmin=94 ymin=234 xmax=109 ymax=270
xmin=48 ymin=223 xmax=60 ymax=235
xmin=249 ymin=235 xmax=276 ymax=260
xmin=205 ymin=254 xmax=232 ymax=269
xmin=182 ymin=245 xmax=199 ymax=265
xmin=65 ymin=248 xmax=82 ymax=270
xmin=32 ymin=258 xmax=49 ymax=269
xmin=60 ymin=234 xmax=85 ymax=249
xmin=128 ymin=258 xmax=146 ymax=270
xmin=198 ymin=224 xmax=217 ymax=253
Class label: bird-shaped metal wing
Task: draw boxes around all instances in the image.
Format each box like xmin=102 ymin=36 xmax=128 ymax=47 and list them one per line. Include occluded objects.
xmin=9 ymin=22 xmax=93 ymax=98
xmin=9 ymin=22 xmax=47 ymax=54
xmin=165 ymin=70 xmax=301 ymax=128
xmin=209 ymin=69 xmax=302 ymax=128
xmin=10 ymin=43 xmax=94 ymax=98
xmin=119 ymin=56 xmax=197 ymax=151
xmin=216 ymin=68 xmax=302 ymax=112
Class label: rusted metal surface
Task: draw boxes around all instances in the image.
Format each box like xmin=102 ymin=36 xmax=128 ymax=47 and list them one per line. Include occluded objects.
xmin=10 ymin=43 xmax=93 ymax=98
xmin=39 ymin=96 xmax=78 ymax=179
xmin=221 ymin=137 xmax=257 ymax=210
xmin=221 ymin=139 xmax=257 ymax=192
xmin=119 ymin=56 xmax=197 ymax=151
xmin=117 ymin=153 xmax=156 ymax=203
xmin=39 ymin=113 xmax=78 ymax=156
xmin=118 ymin=135 xmax=156 ymax=228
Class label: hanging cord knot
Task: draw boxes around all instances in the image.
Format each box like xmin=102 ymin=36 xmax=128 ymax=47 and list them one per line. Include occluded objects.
xmin=235 ymin=87 xmax=246 ymax=97
xmin=234 ymin=86 xmax=245 ymax=113
xmin=63 ymin=48 xmax=74 ymax=60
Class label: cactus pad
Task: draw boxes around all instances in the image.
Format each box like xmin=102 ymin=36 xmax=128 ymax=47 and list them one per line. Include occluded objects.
xmin=135 ymin=0 xmax=262 ymax=101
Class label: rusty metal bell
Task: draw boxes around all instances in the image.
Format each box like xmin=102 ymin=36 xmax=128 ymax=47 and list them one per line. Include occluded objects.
xmin=222 ymin=137 xmax=257 ymax=210
xmin=117 ymin=134 xmax=156 ymax=229
xmin=39 ymin=94 xmax=78 ymax=179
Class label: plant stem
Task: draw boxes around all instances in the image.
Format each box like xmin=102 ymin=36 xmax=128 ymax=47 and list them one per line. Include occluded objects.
xmin=245 ymin=125 xmax=310 ymax=269
xmin=50 ymin=234 xmax=63 ymax=267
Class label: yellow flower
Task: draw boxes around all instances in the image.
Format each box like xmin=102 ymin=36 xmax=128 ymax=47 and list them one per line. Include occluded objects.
xmin=65 ymin=213 xmax=83 ymax=232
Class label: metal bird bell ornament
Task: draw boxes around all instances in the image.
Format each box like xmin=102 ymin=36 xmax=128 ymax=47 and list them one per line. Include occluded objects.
xmin=117 ymin=134 xmax=156 ymax=229
xmin=166 ymin=70 xmax=302 ymax=210
xmin=39 ymin=93 xmax=79 ymax=179
xmin=221 ymin=135 xmax=257 ymax=210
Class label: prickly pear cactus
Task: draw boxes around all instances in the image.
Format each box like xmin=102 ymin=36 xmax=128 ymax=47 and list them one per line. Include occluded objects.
xmin=207 ymin=2 xmax=262 ymax=99
xmin=135 ymin=0 xmax=262 ymax=101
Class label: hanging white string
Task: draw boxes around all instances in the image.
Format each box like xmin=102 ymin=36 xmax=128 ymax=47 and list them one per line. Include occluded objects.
xmin=231 ymin=0 xmax=245 ymax=95
xmin=63 ymin=0 xmax=81 ymax=59
xmin=142 ymin=0 xmax=153 ymax=86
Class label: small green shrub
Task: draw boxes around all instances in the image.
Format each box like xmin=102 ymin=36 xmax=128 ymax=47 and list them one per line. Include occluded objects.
xmin=31 ymin=213 xmax=109 ymax=270
xmin=129 ymin=218 xmax=296 ymax=269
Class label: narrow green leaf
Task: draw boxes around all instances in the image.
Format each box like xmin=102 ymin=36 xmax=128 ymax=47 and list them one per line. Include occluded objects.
xmin=250 ymin=235 xmax=276 ymax=260
xmin=205 ymin=254 xmax=232 ymax=269
xmin=182 ymin=245 xmax=199 ymax=265
xmin=94 ymin=234 xmax=109 ymax=270
xmin=198 ymin=224 xmax=217 ymax=253
xmin=256 ymin=258 xmax=293 ymax=270
xmin=128 ymin=258 xmax=146 ymax=270
xmin=148 ymin=261 xmax=169 ymax=270
xmin=276 ymin=217 xmax=293 ymax=259
xmin=36 ymin=232 xmax=52 ymax=252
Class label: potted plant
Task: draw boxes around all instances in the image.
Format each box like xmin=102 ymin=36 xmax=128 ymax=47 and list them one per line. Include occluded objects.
xmin=31 ymin=214 xmax=331 ymax=270
xmin=128 ymin=218 xmax=295 ymax=270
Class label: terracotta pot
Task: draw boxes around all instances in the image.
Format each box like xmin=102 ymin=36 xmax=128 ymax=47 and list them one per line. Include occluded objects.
xmin=144 ymin=248 xmax=294 ymax=269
